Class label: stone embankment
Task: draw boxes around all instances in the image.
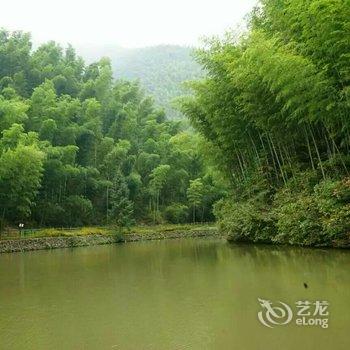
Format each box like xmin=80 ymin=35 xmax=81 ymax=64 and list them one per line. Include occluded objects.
xmin=0 ymin=228 xmax=221 ymax=253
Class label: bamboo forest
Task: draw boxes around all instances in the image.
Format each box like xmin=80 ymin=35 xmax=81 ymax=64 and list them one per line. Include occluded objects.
xmin=0 ymin=33 xmax=225 ymax=230
xmin=0 ymin=0 xmax=349 ymax=249
xmin=182 ymin=0 xmax=350 ymax=247
xmin=1 ymin=1 xmax=350 ymax=349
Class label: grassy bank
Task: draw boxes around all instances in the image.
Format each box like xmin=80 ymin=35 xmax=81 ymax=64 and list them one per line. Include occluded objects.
xmin=0 ymin=223 xmax=220 ymax=253
xmin=0 ymin=223 xmax=216 ymax=241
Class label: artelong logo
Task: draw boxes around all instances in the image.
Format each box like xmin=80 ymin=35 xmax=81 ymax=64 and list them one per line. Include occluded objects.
xmin=258 ymin=298 xmax=329 ymax=329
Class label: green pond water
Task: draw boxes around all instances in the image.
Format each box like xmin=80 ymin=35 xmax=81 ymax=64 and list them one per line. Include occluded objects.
xmin=0 ymin=238 xmax=349 ymax=350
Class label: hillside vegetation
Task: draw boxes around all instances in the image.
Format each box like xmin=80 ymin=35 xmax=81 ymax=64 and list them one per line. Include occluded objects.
xmin=77 ymin=45 xmax=202 ymax=119
xmin=0 ymin=31 xmax=225 ymax=230
xmin=181 ymin=0 xmax=350 ymax=247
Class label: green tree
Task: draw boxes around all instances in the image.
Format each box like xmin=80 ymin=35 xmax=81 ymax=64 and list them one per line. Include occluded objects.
xmin=63 ymin=195 xmax=93 ymax=227
xmin=0 ymin=144 xmax=44 ymax=223
xmin=108 ymin=171 xmax=134 ymax=228
xmin=0 ymin=28 xmax=219 ymax=229
xmin=180 ymin=0 xmax=350 ymax=245
xmin=149 ymin=164 xmax=171 ymax=223
xmin=187 ymin=178 xmax=204 ymax=223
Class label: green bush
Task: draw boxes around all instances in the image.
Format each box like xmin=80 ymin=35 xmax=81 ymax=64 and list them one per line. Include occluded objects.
xmin=314 ymin=178 xmax=350 ymax=243
xmin=164 ymin=203 xmax=189 ymax=224
xmin=273 ymin=177 xmax=350 ymax=246
xmin=63 ymin=195 xmax=93 ymax=227
xmin=272 ymin=189 xmax=323 ymax=246
xmin=215 ymin=175 xmax=350 ymax=247
xmin=214 ymin=198 xmax=275 ymax=243
xmin=143 ymin=210 xmax=165 ymax=225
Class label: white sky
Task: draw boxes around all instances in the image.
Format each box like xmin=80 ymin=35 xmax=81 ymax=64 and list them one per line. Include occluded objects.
xmin=1 ymin=0 xmax=257 ymax=48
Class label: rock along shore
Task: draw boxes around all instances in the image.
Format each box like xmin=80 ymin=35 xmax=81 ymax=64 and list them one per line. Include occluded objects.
xmin=0 ymin=228 xmax=221 ymax=253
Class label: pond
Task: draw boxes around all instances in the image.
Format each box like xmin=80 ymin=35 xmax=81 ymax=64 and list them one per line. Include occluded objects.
xmin=0 ymin=239 xmax=349 ymax=349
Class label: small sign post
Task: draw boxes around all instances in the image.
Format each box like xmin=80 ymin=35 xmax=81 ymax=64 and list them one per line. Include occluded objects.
xmin=18 ymin=223 xmax=24 ymax=237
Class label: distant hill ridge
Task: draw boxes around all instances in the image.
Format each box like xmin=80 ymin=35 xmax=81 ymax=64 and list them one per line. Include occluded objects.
xmin=76 ymin=45 xmax=202 ymax=119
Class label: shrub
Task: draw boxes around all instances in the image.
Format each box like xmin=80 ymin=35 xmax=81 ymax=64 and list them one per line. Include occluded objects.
xmin=164 ymin=203 xmax=189 ymax=224
xmin=143 ymin=210 xmax=164 ymax=225
xmin=63 ymin=195 xmax=93 ymax=227
xmin=214 ymin=173 xmax=350 ymax=247
xmin=273 ymin=190 xmax=323 ymax=246
xmin=314 ymin=178 xmax=350 ymax=243
xmin=273 ymin=177 xmax=350 ymax=246
xmin=214 ymin=198 xmax=276 ymax=243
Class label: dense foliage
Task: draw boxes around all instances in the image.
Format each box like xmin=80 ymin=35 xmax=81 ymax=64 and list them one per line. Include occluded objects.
xmin=181 ymin=0 xmax=350 ymax=246
xmin=0 ymin=30 xmax=223 ymax=230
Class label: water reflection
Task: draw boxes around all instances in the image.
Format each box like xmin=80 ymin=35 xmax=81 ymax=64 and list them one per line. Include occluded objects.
xmin=0 ymin=239 xmax=349 ymax=350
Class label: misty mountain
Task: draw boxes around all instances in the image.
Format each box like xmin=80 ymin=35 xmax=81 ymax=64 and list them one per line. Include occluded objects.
xmin=76 ymin=45 xmax=202 ymax=119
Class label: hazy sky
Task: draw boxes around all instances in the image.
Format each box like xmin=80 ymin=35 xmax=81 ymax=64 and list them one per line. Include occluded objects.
xmin=1 ymin=0 xmax=257 ymax=48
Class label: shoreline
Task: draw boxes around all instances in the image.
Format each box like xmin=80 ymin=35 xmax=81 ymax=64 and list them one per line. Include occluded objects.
xmin=0 ymin=227 xmax=222 ymax=254
xmin=2 ymin=226 xmax=347 ymax=254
